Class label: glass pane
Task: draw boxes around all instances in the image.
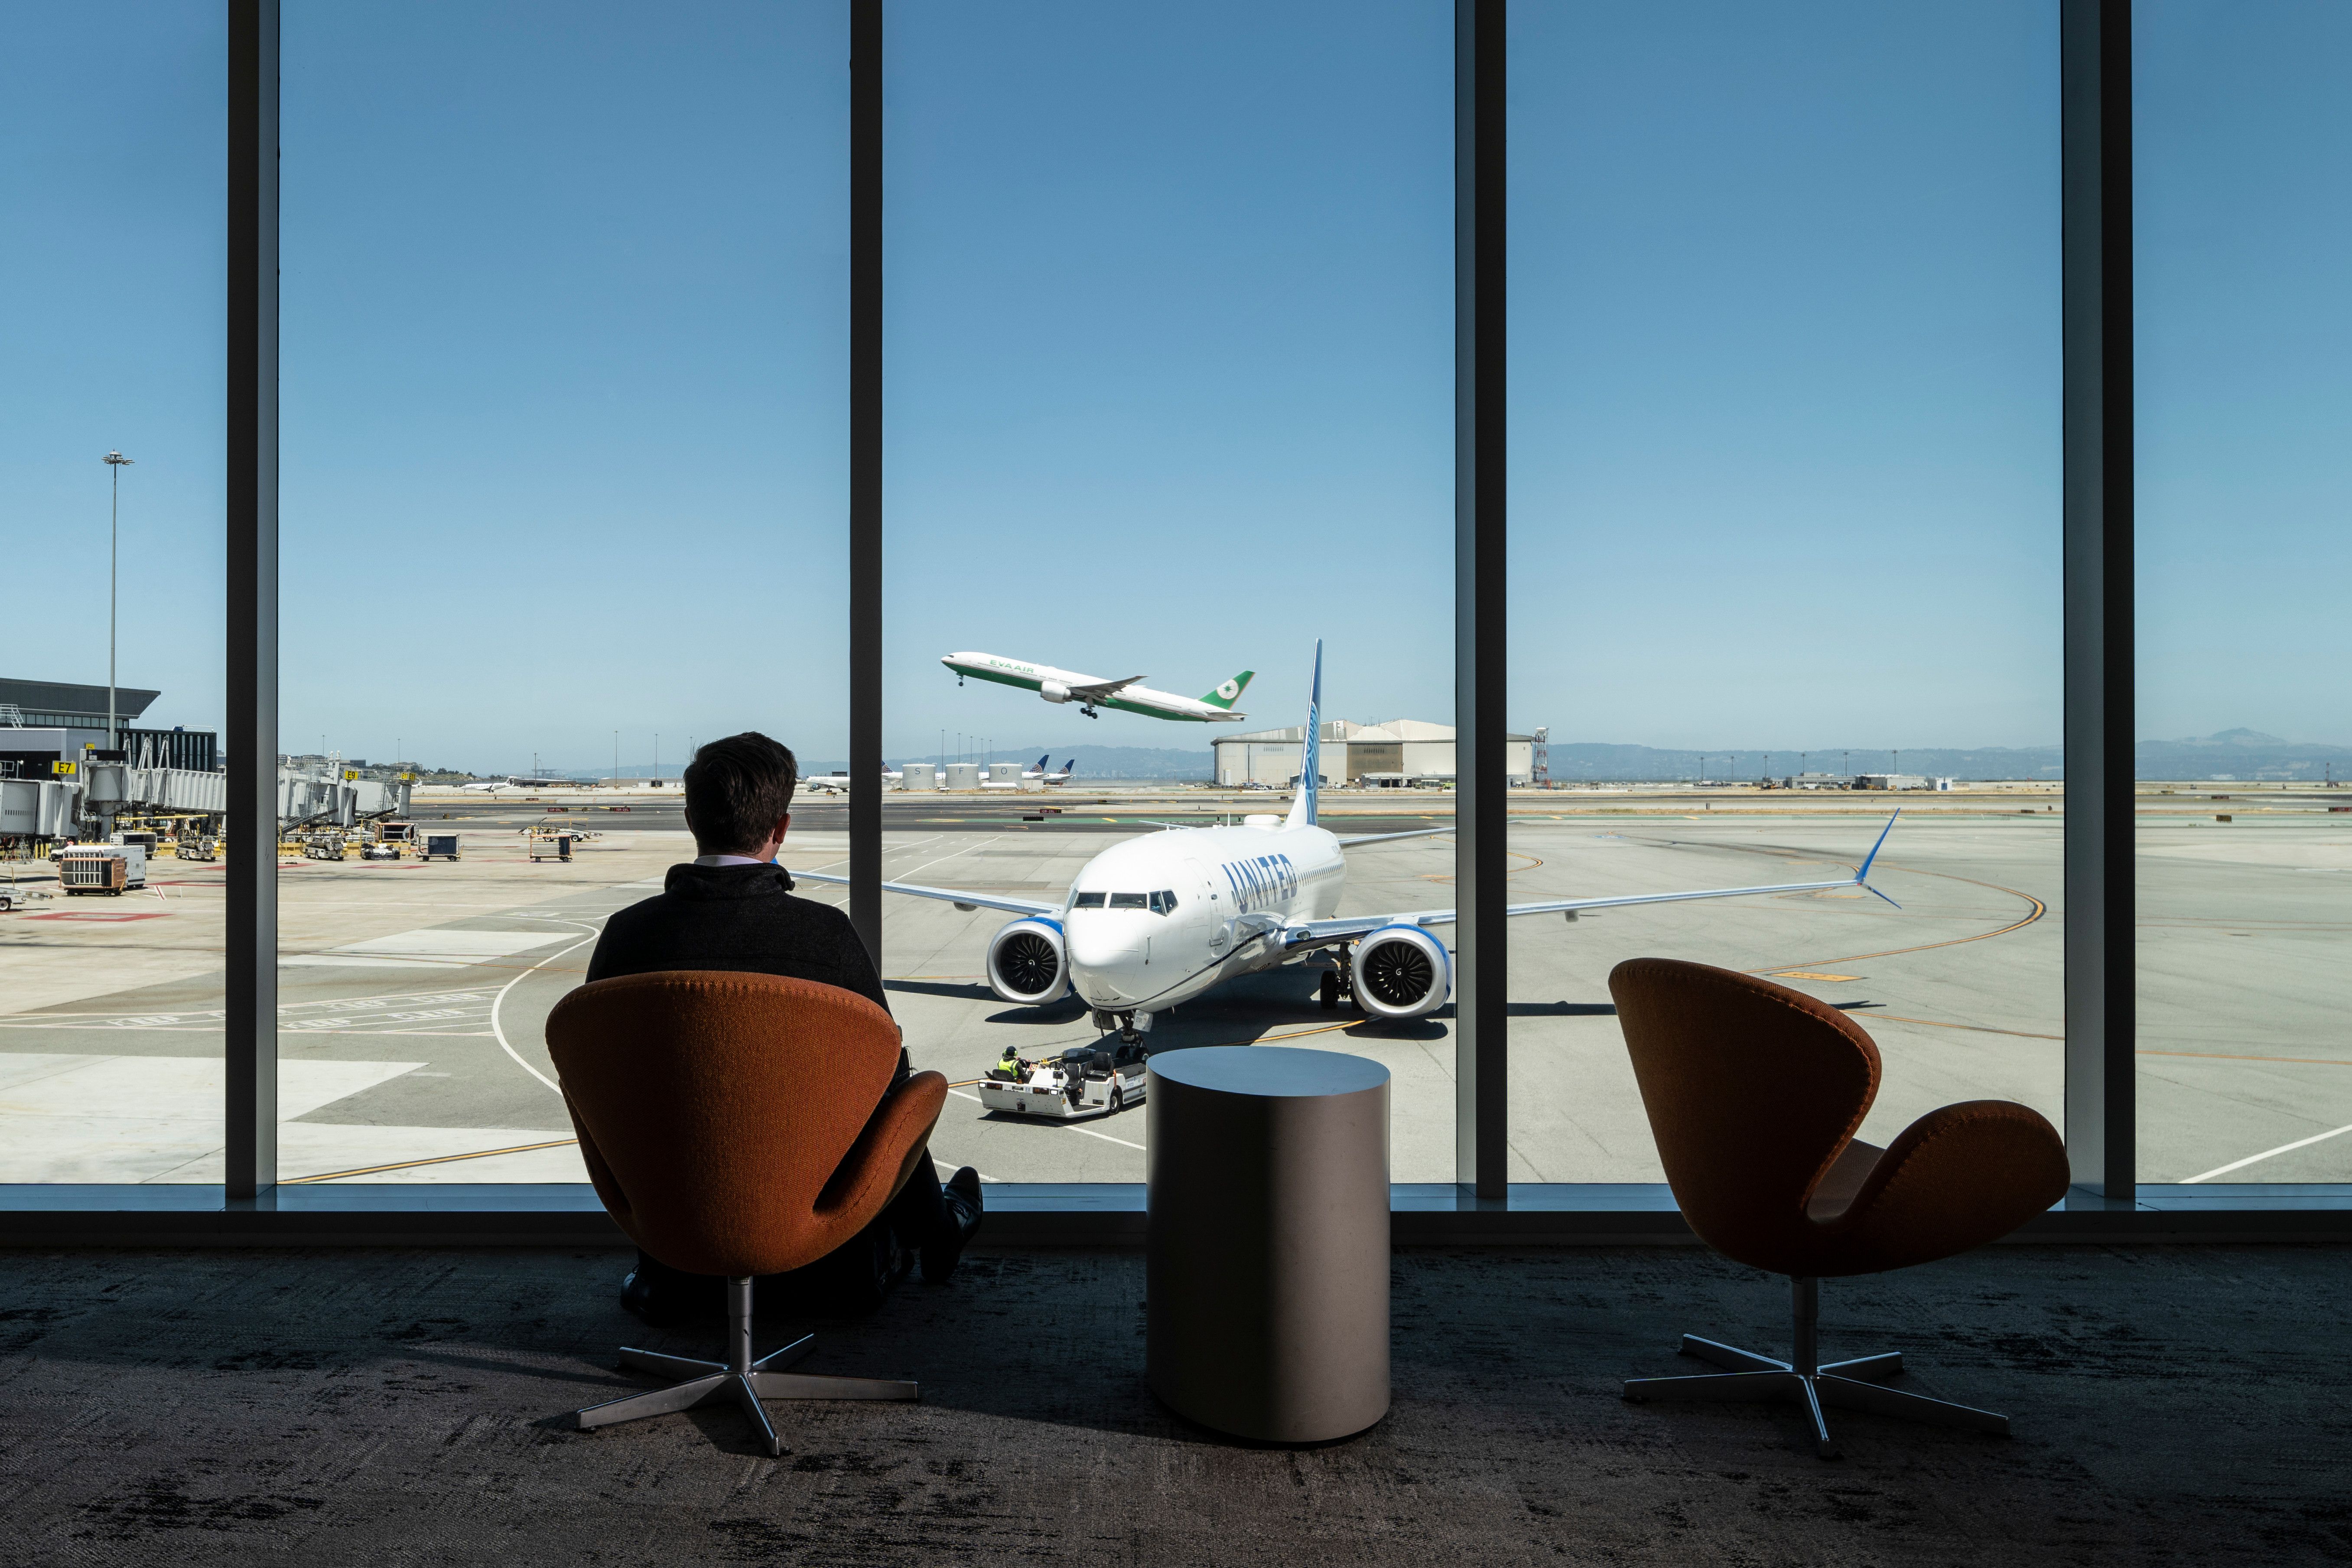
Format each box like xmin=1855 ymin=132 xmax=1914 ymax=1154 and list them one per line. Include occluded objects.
xmin=1506 ymin=2 xmax=2065 ymax=1179
xmin=0 ymin=8 xmax=228 ymax=1182
xmin=2136 ymin=1 xmax=2352 ymax=1183
xmin=278 ymin=2 xmax=847 ymax=1184
xmin=867 ymin=0 xmax=1455 ymax=1182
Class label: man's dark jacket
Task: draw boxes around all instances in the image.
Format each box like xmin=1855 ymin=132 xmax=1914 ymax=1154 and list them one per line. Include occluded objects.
xmin=584 ymin=862 xmax=910 ymax=1090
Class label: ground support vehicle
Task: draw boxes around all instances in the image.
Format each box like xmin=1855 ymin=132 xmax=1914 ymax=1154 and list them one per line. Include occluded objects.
xmin=361 ymin=839 xmax=401 ymax=860
xmin=0 ymin=885 xmax=52 ymax=912
xmin=56 ymin=845 xmax=146 ymax=896
xmin=303 ymin=830 xmax=348 ymax=861
xmin=976 ymin=1041 xmax=1148 ymax=1121
xmin=420 ymin=833 xmax=460 ymax=861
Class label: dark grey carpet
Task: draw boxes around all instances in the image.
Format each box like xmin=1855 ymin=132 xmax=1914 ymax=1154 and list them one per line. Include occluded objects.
xmin=0 ymin=1245 xmax=2345 ymax=1565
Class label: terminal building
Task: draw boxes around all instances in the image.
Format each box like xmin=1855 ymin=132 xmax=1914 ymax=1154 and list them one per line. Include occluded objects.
xmin=0 ymin=676 xmax=218 ymax=775
xmin=1211 ymin=718 xmax=1535 ymax=788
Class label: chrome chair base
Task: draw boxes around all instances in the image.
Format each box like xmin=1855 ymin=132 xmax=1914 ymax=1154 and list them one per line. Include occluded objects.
xmin=1621 ymin=1278 xmax=2009 ymax=1459
xmin=573 ymin=1276 xmax=919 ymax=1456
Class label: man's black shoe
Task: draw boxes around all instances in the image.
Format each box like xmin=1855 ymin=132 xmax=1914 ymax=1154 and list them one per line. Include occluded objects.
xmin=922 ymin=1168 xmax=984 ymax=1284
xmin=620 ymin=1265 xmax=683 ymax=1327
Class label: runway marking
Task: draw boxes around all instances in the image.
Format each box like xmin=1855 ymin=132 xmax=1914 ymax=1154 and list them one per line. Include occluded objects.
xmin=1868 ymin=1014 xmax=2063 ymax=1042
xmin=488 ymin=919 xmax=605 ymax=1096
xmin=2140 ymin=1049 xmax=2352 ymax=1068
xmin=285 ymin=1136 xmax=580 ymax=1184
xmin=948 ymin=1087 xmax=1145 ymax=1150
xmin=1772 ymin=971 xmax=1861 ymax=982
xmin=2183 ymin=1121 xmax=2352 ymax=1184
xmin=1744 ymin=867 xmax=2046 ymax=975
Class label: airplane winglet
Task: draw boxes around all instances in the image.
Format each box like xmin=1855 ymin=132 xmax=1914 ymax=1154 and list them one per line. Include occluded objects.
xmin=1854 ymin=810 xmax=1900 ymax=907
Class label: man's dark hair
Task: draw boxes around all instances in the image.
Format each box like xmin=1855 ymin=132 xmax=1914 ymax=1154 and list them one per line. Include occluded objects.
xmin=682 ymin=732 xmax=798 ymax=856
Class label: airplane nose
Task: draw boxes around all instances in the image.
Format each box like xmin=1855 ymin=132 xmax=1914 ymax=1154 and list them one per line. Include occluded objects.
xmin=1066 ymin=921 xmax=1142 ymax=972
xmin=1066 ymin=918 xmax=1148 ymax=1004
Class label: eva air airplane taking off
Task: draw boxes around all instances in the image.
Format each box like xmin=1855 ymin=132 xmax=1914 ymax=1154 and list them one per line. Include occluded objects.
xmin=940 ymin=651 xmax=1254 ymax=722
xmin=799 ymin=643 xmax=1901 ymax=1046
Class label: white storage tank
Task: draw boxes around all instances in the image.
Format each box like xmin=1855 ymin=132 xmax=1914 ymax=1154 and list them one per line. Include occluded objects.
xmin=898 ymin=762 xmax=938 ymax=791
xmin=943 ymin=762 xmax=981 ymax=791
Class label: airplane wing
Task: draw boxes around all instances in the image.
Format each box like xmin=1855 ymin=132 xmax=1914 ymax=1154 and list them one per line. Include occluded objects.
xmin=1279 ymin=813 xmax=1901 ymax=947
xmin=1068 ymin=675 xmax=1147 ymax=701
xmin=786 ymin=866 xmax=1061 ymax=918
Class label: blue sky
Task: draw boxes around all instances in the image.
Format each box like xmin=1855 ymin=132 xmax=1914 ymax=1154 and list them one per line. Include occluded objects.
xmin=3 ymin=2 xmax=2343 ymax=772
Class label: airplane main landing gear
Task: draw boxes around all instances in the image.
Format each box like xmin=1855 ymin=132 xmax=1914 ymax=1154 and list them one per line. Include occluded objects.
xmin=1320 ymin=948 xmax=1356 ymax=1012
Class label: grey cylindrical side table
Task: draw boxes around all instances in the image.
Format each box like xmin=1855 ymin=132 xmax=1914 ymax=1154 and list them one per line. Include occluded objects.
xmin=1146 ymin=1045 xmax=1389 ymax=1443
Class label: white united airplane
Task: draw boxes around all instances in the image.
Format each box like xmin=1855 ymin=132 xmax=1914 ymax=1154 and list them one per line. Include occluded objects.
xmin=941 ymin=651 xmax=1254 ymax=722
xmin=796 ymin=644 xmax=1901 ymax=1044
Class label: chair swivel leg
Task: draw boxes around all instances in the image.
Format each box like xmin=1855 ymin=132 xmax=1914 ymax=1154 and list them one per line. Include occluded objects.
xmin=574 ymin=1276 xmax=921 ymax=1456
xmin=1623 ymin=1276 xmax=2008 ymax=1459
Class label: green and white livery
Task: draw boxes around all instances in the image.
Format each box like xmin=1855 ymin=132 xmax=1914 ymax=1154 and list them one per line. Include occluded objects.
xmin=940 ymin=651 xmax=1254 ymax=723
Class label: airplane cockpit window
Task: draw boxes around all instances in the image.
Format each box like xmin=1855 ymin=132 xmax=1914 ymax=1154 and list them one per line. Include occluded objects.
xmin=1071 ymin=891 xmax=1106 ymax=908
xmin=1109 ymin=892 xmax=1149 ymax=910
xmin=1148 ymin=890 xmax=1178 ymax=914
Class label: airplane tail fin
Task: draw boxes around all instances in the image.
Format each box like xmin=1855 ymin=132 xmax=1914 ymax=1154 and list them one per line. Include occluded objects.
xmin=1200 ymin=669 xmax=1255 ymax=709
xmin=1035 ymin=753 xmax=1049 ymax=771
xmin=1285 ymin=643 xmax=1322 ymax=831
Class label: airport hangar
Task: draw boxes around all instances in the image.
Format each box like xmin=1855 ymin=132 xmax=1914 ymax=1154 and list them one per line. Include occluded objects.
xmin=1210 ymin=717 xmax=1534 ymax=788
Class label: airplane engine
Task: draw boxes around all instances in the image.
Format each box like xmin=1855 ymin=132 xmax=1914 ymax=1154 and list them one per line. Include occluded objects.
xmin=986 ymin=917 xmax=1070 ymax=1005
xmin=1351 ymin=924 xmax=1452 ymax=1021
xmin=1039 ymin=680 xmax=1071 ymax=704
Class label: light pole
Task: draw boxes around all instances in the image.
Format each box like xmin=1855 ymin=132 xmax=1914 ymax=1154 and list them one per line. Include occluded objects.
xmin=103 ymin=452 xmax=133 ymax=752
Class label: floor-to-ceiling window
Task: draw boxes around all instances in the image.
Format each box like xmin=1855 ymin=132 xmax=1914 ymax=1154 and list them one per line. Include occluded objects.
xmin=1506 ymin=0 xmax=2066 ymax=1180
xmin=2135 ymin=0 xmax=2352 ymax=1186
xmin=274 ymin=0 xmax=849 ymax=1185
xmin=865 ymin=0 xmax=1457 ymax=1183
xmin=0 ymin=7 xmax=231 ymax=1183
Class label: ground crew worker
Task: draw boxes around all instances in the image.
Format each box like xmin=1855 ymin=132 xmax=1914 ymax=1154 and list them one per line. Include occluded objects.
xmin=995 ymin=1047 xmax=1024 ymax=1081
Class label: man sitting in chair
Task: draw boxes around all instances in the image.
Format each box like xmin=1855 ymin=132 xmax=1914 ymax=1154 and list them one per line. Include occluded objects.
xmin=585 ymin=731 xmax=983 ymax=1323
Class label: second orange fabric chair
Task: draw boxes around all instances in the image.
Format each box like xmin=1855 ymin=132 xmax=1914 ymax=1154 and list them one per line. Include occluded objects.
xmin=1609 ymin=957 xmax=2069 ymax=1458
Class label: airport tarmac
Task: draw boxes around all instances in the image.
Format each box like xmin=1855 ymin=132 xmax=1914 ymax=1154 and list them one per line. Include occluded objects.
xmin=3 ymin=789 xmax=2349 ymax=1189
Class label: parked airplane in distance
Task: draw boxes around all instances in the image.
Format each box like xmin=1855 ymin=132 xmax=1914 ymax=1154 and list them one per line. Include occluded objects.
xmin=802 ymin=764 xmax=904 ymax=796
xmin=940 ymin=652 xmax=1253 ymax=722
xmin=800 ymin=643 xmax=1900 ymax=1044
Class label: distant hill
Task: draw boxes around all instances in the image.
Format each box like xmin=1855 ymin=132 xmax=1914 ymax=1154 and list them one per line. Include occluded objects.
xmin=2134 ymin=730 xmax=2352 ymax=782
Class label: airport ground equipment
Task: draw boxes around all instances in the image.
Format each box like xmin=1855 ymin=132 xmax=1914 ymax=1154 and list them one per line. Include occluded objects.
xmin=1147 ymin=1046 xmax=1390 ymax=1443
xmin=0 ymin=885 xmax=50 ymax=912
xmin=303 ymin=830 xmax=348 ymax=861
xmin=977 ymin=1041 xmax=1147 ymax=1121
xmin=175 ymin=829 xmax=220 ymax=861
xmin=420 ymin=833 xmax=460 ymax=861
xmin=361 ymin=839 xmax=400 ymax=860
xmin=1609 ymin=958 xmax=2072 ymax=1459
xmin=55 ymin=844 xmax=146 ymax=895
xmin=527 ymin=830 xmax=576 ymax=862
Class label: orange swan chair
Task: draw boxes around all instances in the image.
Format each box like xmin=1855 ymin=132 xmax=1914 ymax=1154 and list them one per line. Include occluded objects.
xmin=546 ymin=971 xmax=947 ymax=1456
xmin=1609 ymin=957 xmax=2069 ymax=1458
